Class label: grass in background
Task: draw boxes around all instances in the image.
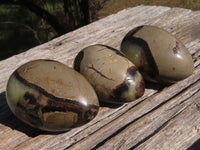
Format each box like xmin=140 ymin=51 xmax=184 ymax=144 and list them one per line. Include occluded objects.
xmin=98 ymin=0 xmax=200 ymax=19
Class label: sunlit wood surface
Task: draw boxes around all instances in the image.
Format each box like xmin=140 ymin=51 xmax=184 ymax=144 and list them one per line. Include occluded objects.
xmin=0 ymin=5 xmax=200 ymax=150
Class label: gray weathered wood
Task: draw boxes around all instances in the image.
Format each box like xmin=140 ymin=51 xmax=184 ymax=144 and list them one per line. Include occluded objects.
xmin=0 ymin=5 xmax=200 ymax=150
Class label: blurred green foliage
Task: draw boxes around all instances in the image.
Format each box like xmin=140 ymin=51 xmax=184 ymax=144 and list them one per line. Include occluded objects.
xmin=1 ymin=6 xmax=34 ymax=59
xmin=0 ymin=3 xmax=57 ymax=60
xmin=0 ymin=0 xmax=95 ymax=60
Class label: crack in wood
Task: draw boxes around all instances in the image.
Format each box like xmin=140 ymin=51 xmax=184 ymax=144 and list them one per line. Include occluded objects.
xmin=91 ymin=79 xmax=200 ymax=149
xmin=130 ymin=104 xmax=189 ymax=149
xmin=164 ymin=80 xmax=200 ymax=112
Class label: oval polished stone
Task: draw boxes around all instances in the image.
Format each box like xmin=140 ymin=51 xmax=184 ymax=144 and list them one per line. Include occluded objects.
xmin=120 ymin=25 xmax=194 ymax=83
xmin=6 ymin=59 xmax=99 ymax=132
xmin=74 ymin=44 xmax=145 ymax=103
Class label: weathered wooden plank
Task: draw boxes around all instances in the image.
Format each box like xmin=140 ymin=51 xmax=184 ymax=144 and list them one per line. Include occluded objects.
xmin=95 ymin=73 xmax=200 ymax=150
xmin=136 ymin=94 xmax=200 ymax=150
xmin=65 ymin=67 xmax=200 ymax=150
xmin=0 ymin=5 xmax=200 ymax=150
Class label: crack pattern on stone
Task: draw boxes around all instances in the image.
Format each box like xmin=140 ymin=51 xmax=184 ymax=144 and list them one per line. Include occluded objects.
xmin=88 ymin=64 xmax=115 ymax=81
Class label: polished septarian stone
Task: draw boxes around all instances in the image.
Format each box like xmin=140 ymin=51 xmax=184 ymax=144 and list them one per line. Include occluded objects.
xmin=74 ymin=44 xmax=145 ymax=103
xmin=121 ymin=25 xmax=194 ymax=83
xmin=6 ymin=59 xmax=99 ymax=132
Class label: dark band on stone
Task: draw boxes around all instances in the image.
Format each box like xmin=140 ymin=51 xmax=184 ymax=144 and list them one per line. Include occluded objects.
xmin=14 ymin=71 xmax=99 ymax=110
xmin=123 ymin=25 xmax=144 ymax=39
xmin=74 ymin=51 xmax=84 ymax=72
xmin=123 ymin=36 xmax=159 ymax=79
xmin=14 ymin=71 xmax=99 ymax=128
xmin=111 ymin=66 xmax=138 ymax=102
xmin=127 ymin=66 xmax=138 ymax=77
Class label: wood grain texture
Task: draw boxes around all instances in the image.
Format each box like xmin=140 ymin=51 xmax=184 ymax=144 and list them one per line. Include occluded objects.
xmin=0 ymin=5 xmax=200 ymax=150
